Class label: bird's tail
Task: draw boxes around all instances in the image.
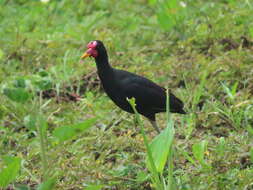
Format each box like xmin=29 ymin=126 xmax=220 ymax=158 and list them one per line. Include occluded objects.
xmin=177 ymin=108 xmax=186 ymax=114
xmin=169 ymin=92 xmax=186 ymax=114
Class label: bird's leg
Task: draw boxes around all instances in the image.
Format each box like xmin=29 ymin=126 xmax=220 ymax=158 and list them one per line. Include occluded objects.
xmin=149 ymin=119 xmax=160 ymax=134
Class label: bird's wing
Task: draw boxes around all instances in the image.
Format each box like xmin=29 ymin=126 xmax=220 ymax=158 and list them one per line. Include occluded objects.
xmin=115 ymin=69 xmax=185 ymax=114
xmin=120 ymin=76 xmax=166 ymax=111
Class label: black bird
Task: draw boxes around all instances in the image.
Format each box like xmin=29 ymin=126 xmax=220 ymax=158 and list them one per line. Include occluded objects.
xmin=81 ymin=40 xmax=186 ymax=133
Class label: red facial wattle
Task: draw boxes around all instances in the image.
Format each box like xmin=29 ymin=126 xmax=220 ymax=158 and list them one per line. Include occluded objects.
xmin=86 ymin=48 xmax=98 ymax=58
xmin=81 ymin=41 xmax=98 ymax=59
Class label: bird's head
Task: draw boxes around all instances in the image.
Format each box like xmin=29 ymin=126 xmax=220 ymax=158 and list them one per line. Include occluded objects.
xmin=81 ymin=40 xmax=106 ymax=59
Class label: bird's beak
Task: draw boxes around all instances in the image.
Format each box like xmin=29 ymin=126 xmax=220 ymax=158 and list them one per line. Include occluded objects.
xmin=81 ymin=52 xmax=90 ymax=59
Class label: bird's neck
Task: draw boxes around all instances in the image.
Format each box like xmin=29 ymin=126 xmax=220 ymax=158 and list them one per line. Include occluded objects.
xmin=95 ymin=54 xmax=113 ymax=79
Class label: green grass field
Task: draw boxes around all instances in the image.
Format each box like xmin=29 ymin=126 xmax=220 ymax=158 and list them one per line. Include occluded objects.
xmin=0 ymin=0 xmax=253 ymax=189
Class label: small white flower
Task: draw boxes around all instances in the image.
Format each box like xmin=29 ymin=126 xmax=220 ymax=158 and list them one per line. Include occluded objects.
xmin=180 ymin=1 xmax=186 ymax=7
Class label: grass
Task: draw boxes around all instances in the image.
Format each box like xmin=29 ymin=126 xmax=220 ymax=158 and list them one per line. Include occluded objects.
xmin=0 ymin=0 xmax=253 ymax=189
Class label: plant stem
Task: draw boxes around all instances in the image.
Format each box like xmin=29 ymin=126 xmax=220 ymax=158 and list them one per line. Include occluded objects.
xmin=128 ymin=98 xmax=163 ymax=190
xmin=38 ymin=91 xmax=48 ymax=180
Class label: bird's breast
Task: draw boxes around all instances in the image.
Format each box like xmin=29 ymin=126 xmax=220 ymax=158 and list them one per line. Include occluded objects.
xmin=102 ymin=84 xmax=134 ymax=113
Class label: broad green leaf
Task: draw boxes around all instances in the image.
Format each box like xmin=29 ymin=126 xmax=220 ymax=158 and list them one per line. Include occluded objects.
xmin=14 ymin=78 xmax=26 ymax=88
xmin=166 ymin=0 xmax=179 ymax=9
xmin=0 ymin=156 xmax=21 ymax=188
xmin=36 ymin=178 xmax=56 ymax=190
xmin=148 ymin=0 xmax=157 ymax=5
xmin=156 ymin=10 xmax=174 ymax=31
xmin=147 ymin=119 xmax=175 ymax=173
xmin=192 ymin=140 xmax=208 ymax=166
xmin=231 ymin=82 xmax=238 ymax=96
xmin=84 ymin=184 xmax=103 ymax=190
xmin=135 ymin=171 xmax=149 ymax=182
xmin=24 ymin=115 xmax=37 ymax=130
xmin=35 ymin=79 xmax=52 ymax=91
xmin=38 ymin=70 xmax=49 ymax=77
xmin=3 ymin=88 xmax=30 ymax=103
xmin=52 ymin=118 xmax=97 ymax=142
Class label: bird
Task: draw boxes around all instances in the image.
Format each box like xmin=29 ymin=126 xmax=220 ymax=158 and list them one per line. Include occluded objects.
xmin=81 ymin=40 xmax=186 ymax=133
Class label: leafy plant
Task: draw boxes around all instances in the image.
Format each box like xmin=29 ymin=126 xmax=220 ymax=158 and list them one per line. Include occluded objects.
xmin=221 ymin=82 xmax=238 ymax=103
xmin=3 ymin=88 xmax=31 ymax=103
xmin=192 ymin=140 xmax=211 ymax=169
xmin=36 ymin=178 xmax=56 ymax=190
xmin=150 ymin=0 xmax=188 ymax=31
xmin=84 ymin=184 xmax=104 ymax=190
xmin=128 ymin=89 xmax=177 ymax=190
xmin=147 ymin=120 xmax=174 ymax=173
xmin=0 ymin=156 xmax=21 ymax=188
xmin=216 ymin=137 xmax=226 ymax=158
xmin=52 ymin=118 xmax=97 ymax=142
